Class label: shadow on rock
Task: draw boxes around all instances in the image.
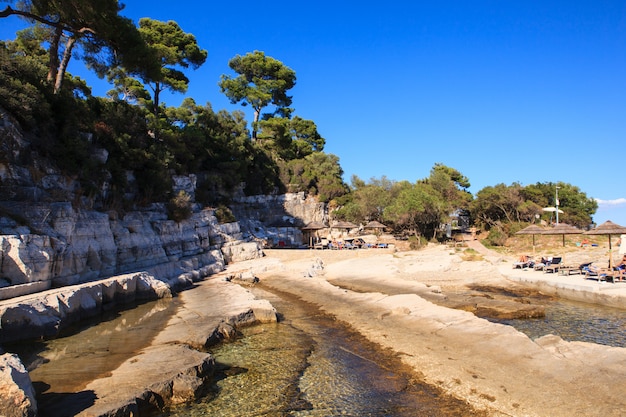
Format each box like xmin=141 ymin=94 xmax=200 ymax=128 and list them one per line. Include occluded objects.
xmin=37 ymin=389 xmax=97 ymax=417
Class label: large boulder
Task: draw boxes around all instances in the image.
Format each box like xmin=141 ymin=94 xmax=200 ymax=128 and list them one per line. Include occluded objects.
xmin=0 ymin=353 xmax=37 ymax=417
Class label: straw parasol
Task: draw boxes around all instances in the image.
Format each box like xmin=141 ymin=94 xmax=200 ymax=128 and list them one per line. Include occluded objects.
xmin=301 ymin=221 xmax=328 ymax=247
xmin=364 ymin=220 xmax=387 ymax=235
xmin=515 ymin=224 xmax=544 ymax=253
xmin=583 ymin=220 xmax=626 ymax=267
xmin=301 ymin=221 xmax=327 ymax=231
xmin=541 ymin=223 xmax=582 ymax=247
xmin=332 ymin=221 xmax=357 ymax=229
xmin=331 ymin=221 xmax=357 ymax=238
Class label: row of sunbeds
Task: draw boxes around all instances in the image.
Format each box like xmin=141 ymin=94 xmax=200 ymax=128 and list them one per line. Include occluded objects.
xmin=313 ymin=238 xmax=389 ymax=250
xmin=513 ymin=255 xmax=625 ymax=282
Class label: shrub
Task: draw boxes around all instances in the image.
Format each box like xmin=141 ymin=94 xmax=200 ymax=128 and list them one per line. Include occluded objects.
xmin=484 ymin=226 xmax=507 ymax=247
xmin=167 ymin=191 xmax=192 ymax=222
xmin=214 ymin=204 xmax=236 ymax=224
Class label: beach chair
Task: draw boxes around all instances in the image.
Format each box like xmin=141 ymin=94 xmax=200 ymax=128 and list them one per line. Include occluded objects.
xmin=513 ymin=255 xmax=534 ymax=269
xmin=558 ymin=261 xmax=592 ymax=276
xmin=313 ymin=238 xmax=328 ymax=250
xmin=584 ymin=264 xmax=611 ymax=282
xmin=543 ymin=257 xmax=563 ymax=273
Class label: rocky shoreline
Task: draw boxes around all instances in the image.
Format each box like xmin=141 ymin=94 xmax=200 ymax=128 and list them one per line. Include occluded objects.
xmin=0 ymin=269 xmax=279 ymax=417
xmin=250 ymin=246 xmax=626 ymax=417
xmin=3 ymin=243 xmax=626 ymax=416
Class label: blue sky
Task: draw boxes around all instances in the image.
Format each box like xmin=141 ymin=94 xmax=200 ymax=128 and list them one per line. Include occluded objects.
xmin=2 ymin=1 xmax=625 ymax=225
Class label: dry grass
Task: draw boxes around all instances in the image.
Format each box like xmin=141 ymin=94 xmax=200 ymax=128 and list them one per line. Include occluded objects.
xmin=505 ymin=234 xmax=620 ymax=266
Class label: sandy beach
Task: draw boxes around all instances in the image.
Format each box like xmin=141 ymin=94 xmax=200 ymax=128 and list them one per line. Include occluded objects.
xmin=223 ymin=242 xmax=626 ymax=417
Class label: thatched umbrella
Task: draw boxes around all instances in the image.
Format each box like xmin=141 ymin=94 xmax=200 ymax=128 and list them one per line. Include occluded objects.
xmin=331 ymin=221 xmax=357 ymax=237
xmin=515 ymin=224 xmax=544 ymax=253
xmin=364 ymin=220 xmax=387 ymax=236
xmin=301 ymin=221 xmax=328 ymax=247
xmin=583 ymin=220 xmax=626 ymax=267
xmin=541 ymin=223 xmax=582 ymax=247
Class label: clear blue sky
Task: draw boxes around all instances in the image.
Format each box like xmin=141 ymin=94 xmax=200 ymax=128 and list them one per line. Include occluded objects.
xmin=2 ymin=1 xmax=625 ymax=225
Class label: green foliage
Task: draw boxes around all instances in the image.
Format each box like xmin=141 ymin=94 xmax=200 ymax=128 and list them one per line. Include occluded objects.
xmin=0 ymin=39 xmax=51 ymax=129
xmin=219 ymin=51 xmax=296 ymax=139
xmin=384 ymin=181 xmax=445 ymax=238
xmin=1 ymin=9 xmax=344 ymax=210
xmin=1 ymin=0 xmax=150 ymax=94
xmin=472 ymin=181 xmax=597 ymax=229
xmin=136 ymin=19 xmax=207 ymax=114
xmin=484 ymin=225 xmax=508 ymax=247
xmin=214 ymin=204 xmax=236 ymax=224
xmin=167 ymin=190 xmax=193 ymax=222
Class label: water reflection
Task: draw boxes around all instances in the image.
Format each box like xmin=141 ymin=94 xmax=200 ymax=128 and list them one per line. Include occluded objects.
xmin=10 ymin=298 xmax=178 ymax=394
xmin=490 ymin=298 xmax=626 ymax=347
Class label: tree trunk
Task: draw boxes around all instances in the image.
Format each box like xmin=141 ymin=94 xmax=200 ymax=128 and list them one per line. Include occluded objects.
xmin=54 ymin=35 xmax=76 ymax=94
xmin=153 ymin=82 xmax=161 ymax=116
xmin=47 ymin=26 xmax=63 ymax=84
xmin=252 ymin=107 xmax=260 ymax=140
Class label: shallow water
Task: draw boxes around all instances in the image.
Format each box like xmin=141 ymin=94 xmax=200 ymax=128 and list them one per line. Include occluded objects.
xmin=165 ymin=287 xmax=479 ymax=417
xmin=490 ymin=297 xmax=626 ymax=347
xmin=7 ymin=285 xmax=626 ymax=416
xmin=7 ymin=298 xmax=179 ymax=411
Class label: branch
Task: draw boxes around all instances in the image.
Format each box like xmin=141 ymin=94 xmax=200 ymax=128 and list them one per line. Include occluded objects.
xmin=1 ymin=5 xmax=60 ymax=27
xmin=0 ymin=6 xmax=96 ymax=37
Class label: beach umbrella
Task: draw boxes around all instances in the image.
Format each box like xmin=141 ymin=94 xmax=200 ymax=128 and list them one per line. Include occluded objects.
xmin=542 ymin=207 xmax=564 ymax=213
xmin=301 ymin=221 xmax=328 ymax=230
xmin=332 ymin=221 xmax=357 ymax=229
xmin=541 ymin=223 xmax=582 ymax=247
xmin=583 ymin=220 xmax=626 ymax=267
xmin=515 ymin=224 xmax=544 ymax=252
xmin=331 ymin=221 xmax=357 ymax=237
xmin=301 ymin=221 xmax=328 ymax=247
xmin=364 ymin=220 xmax=387 ymax=236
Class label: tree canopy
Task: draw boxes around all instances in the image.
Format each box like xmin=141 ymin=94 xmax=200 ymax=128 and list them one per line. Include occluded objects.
xmin=1 ymin=0 xmax=149 ymax=94
xmin=219 ymin=51 xmax=296 ymax=139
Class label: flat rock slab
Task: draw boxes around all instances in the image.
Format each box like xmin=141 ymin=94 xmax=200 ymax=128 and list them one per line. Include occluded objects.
xmin=38 ymin=278 xmax=278 ymax=417
xmin=153 ymin=278 xmax=278 ymax=349
xmin=256 ymin=249 xmax=626 ymax=417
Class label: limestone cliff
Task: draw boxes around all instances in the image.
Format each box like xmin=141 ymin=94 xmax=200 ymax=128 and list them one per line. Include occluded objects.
xmin=0 ymin=106 xmax=325 ymax=315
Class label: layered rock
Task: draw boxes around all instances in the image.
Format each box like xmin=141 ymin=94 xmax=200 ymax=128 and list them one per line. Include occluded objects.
xmin=0 ymin=202 xmax=261 ymax=299
xmin=231 ymin=192 xmax=327 ymax=247
xmin=0 ymin=271 xmax=176 ymax=344
xmin=0 ymin=353 xmax=37 ymax=417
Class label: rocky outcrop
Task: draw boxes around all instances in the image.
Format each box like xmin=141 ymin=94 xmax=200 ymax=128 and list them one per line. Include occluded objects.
xmin=231 ymin=192 xmax=327 ymax=247
xmin=36 ymin=279 xmax=278 ymax=417
xmin=0 ymin=271 xmax=178 ymax=344
xmin=0 ymin=201 xmax=261 ymax=300
xmin=0 ymin=353 xmax=37 ymax=417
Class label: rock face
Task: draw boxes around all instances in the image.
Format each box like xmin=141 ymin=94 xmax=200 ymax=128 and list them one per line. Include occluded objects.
xmin=0 ymin=353 xmax=37 ymax=417
xmin=0 ymin=202 xmax=263 ymax=300
xmin=231 ymin=192 xmax=327 ymax=247
xmin=0 ymin=106 xmax=320 ymax=415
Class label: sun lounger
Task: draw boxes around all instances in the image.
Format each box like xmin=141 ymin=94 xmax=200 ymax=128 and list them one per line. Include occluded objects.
xmin=557 ymin=266 xmax=582 ymax=276
xmin=513 ymin=255 xmax=534 ymax=269
xmin=540 ymin=257 xmax=562 ymax=273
